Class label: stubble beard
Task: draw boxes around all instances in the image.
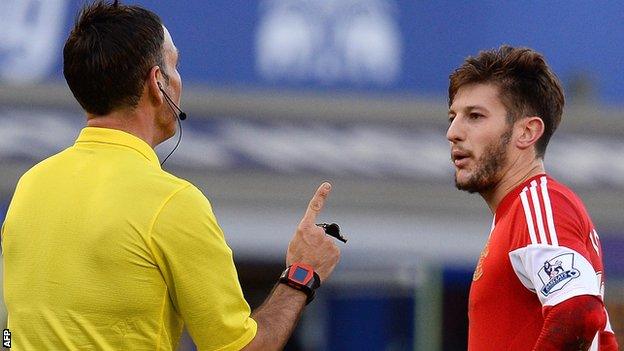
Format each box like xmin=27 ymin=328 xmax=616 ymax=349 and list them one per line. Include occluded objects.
xmin=455 ymin=128 xmax=513 ymax=194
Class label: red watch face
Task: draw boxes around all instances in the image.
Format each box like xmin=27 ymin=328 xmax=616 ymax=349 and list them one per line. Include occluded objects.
xmin=289 ymin=263 xmax=314 ymax=285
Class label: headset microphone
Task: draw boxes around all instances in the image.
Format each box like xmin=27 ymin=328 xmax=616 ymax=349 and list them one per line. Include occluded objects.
xmin=157 ymin=81 xmax=186 ymax=166
xmin=157 ymin=81 xmax=187 ymax=120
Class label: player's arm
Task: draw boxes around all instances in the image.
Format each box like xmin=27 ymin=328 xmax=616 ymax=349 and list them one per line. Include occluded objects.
xmin=241 ymin=182 xmax=340 ymax=351
xmin=509 ymin=187 xmax=615 ymax=351
xmin=533 ymin=295 xmax=605 ymax=351
xmin=510 ymin=244 xmax=610 ymax=351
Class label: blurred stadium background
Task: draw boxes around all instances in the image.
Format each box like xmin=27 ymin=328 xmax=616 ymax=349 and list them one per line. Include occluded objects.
xmin=1 ymin=1 xmax=623 ymax=350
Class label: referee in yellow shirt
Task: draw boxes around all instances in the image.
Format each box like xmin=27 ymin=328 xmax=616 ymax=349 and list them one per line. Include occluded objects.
xmin=1 ymin=1 xmax=340 ymax=350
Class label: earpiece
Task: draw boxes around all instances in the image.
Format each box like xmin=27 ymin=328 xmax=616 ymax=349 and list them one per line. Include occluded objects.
xmin=157 ymin=81 xmax=186 ymax=121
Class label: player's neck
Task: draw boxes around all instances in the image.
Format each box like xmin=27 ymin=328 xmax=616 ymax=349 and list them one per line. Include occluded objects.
xmin=481 ymin=158 xmax=545 ymax=214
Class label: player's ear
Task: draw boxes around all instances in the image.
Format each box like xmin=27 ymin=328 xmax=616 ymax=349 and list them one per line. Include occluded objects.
xmin=516 ymin=116 xmax=544 ymax=150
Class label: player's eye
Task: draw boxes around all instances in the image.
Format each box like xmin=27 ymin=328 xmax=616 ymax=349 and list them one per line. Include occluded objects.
xmin=469 ymin=113 xmax=484 ymax=119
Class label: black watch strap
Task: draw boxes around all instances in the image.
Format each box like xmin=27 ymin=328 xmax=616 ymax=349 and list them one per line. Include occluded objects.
xmin=279 ymin=263 xmax=321 ymax=305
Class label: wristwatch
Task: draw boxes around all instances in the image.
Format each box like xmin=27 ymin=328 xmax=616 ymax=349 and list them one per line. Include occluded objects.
xmin=279 ymin=263 xmax=321 ymax=305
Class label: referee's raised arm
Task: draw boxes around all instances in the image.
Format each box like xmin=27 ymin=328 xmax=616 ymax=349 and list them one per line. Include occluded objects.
xmin=242 ymin=182 xmax=341 ymax=351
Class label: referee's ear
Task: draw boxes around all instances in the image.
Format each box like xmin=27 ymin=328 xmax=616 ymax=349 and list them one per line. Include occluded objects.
xmin=146 ymin=65 xmax=165 ymax=107
xmin=516 ymin=116 xmax=544 ymax=151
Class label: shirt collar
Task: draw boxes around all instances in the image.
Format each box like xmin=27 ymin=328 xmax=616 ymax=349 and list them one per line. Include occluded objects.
xmin=75 ymin=127 xmax=161 ymax=168
xmin=495 ymin=173 xmax=548 ymax=222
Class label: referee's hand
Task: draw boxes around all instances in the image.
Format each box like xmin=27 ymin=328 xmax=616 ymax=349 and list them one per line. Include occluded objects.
xmin=286 ymin=182 xmax=341 ymax=283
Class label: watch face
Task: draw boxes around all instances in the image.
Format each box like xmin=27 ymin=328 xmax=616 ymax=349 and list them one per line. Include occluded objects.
xmin=293 ymin=267 xmax=310 ymax=283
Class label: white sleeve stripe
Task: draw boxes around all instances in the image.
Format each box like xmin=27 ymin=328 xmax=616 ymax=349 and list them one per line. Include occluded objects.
xmin=520 ymin=188 xmax=539 ymax=244
xmin=590 ymin=230 xmax=600 ymax=255
xmin=605 ymin=308 xmax=615 ymax=333
xmin=529 ymin=180 xmax=549 ymax=245
xmin=589 ymin=331 xmax=598 ymax=351
xmin=540 ymin=177 xmax=559 ymax=247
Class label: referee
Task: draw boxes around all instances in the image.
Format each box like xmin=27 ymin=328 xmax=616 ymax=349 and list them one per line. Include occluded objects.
xmin=1 ymin=1 xmax=340 ymax=350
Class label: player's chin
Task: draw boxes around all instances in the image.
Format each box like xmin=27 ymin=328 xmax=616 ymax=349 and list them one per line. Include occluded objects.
xmin=454 ymin=171 xmax=474 ymax=191
xmin=454 ymin=168 xmax=471 ymax=181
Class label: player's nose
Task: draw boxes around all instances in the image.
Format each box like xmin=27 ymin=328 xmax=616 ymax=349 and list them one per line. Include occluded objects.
xmin=446 ymin=116 xmax=464 ymax=143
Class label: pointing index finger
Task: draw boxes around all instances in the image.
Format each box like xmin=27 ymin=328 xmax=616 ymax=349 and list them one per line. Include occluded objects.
xmin=302 ymin=182 xmax=332 ymax=225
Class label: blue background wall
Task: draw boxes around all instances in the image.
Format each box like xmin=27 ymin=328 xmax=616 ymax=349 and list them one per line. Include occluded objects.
xmin=25 ymin=1 xmax=617 ymax=104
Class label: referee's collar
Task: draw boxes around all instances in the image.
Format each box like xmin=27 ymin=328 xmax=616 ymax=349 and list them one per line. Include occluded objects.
xmin=75 ymin=127 xmax=161 ymax=168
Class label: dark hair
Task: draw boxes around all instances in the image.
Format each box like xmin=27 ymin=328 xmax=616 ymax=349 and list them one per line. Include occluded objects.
xmin=63 ymin=0 xmax=165 ymax=115
xmin=448 ymin=45 xmax=565 ymax=158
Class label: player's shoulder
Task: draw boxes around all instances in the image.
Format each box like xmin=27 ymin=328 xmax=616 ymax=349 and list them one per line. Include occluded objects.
xmin=536 ymin=176 xmax=587 ymax=218
xmin=508 ymin=175 xmax=586 ymax=218
xmin=506 ymin=175 xmax=590 ymax=247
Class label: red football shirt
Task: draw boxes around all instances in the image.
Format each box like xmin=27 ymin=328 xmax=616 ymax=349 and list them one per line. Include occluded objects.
xmin=468 ymin=174 xmax=617 ymax=350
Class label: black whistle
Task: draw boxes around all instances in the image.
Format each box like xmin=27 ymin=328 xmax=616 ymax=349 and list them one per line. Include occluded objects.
xmin=316 ymin=223 xmax=348 ymax=243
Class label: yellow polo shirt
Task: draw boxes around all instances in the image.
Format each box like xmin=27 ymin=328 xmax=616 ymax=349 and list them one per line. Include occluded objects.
xmin=2 ymin=127 xmax=256 ymax=350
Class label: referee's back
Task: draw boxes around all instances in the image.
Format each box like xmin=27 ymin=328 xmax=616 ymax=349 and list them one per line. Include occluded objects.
xmin=2 ymin=127 xmax=201 ymax=350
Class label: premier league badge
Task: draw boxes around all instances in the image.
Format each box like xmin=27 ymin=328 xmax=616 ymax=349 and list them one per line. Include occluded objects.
xmin=538 ymin=253 xmax=580 ymax=296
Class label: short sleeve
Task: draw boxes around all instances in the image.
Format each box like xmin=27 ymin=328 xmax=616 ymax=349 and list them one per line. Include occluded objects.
xmin=509 ymin=245 xmax=600 ymax=306
xmin=149 ymin=185 xmax=257 ymax=351
xmin=508 ymin=183 xmax=601 ymax=307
